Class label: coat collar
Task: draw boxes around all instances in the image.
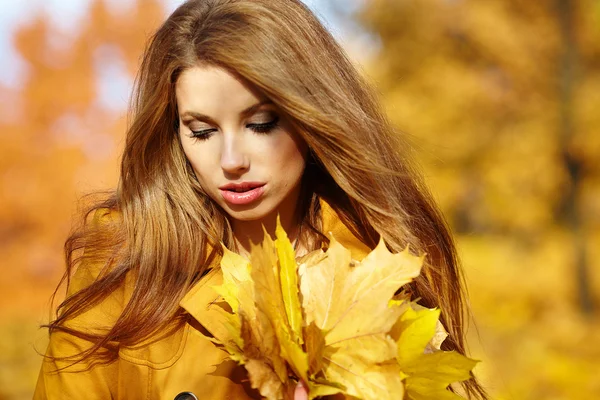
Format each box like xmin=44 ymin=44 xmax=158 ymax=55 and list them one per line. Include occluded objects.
xmin=179 ymin=198 xmax=370 ymax=342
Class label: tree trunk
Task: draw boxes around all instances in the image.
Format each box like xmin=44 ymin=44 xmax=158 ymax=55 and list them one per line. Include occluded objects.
xmin=556 ymin=0 xmax=593 ymax=315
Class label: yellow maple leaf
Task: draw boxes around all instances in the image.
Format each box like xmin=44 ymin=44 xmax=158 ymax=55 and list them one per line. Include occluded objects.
xmin=250 ymin=225 xmax=309 ymax=385
xmin=214 ymin=246 xmax=290 ymax=399
xmin=392 ymin=305 xmax=479 ymax=400
xmin=241 ymin=310 xmax=290 ymax=399
xmin=275 ymin=220 xmax=304 ymax=345
xmin=213 ymin=220 xmax=477 ymax=400
xmin=298 ymin=235 xmax=423 ymax=399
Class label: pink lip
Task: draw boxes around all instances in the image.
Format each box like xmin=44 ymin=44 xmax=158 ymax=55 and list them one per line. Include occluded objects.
xmin=219 ymin=182 xmax=266 ymax=206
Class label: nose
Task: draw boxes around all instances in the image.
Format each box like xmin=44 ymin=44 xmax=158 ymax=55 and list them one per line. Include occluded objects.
xmin=220 ymin=133 xmax=249 ymax=174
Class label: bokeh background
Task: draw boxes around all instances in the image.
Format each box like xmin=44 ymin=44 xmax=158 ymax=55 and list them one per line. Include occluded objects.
xmin=1 ymin=0 xmax=598 ymax=398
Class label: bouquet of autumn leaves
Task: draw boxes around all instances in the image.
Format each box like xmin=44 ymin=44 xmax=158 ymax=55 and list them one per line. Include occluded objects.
xmin=211 ymin=221 xmax=478 ymax=400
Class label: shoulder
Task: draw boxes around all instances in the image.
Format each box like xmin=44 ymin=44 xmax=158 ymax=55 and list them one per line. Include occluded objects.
xmin=319 ymin=199 xmax=371 ymax=260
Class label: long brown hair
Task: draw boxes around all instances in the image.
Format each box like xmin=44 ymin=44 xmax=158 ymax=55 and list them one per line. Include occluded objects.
xmin=47 ymin=0 xmax=486 ymax=397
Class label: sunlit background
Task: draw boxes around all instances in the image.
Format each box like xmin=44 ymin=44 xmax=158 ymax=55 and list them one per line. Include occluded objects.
xmin=1 ymin=0 xmax=599 ymax=399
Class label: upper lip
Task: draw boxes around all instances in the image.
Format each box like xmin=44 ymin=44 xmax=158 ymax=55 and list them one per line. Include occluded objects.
xmin=219 ymin=182 xmax=266 ymax=191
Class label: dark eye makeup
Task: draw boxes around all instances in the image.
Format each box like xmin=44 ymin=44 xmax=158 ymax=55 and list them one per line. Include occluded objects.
xmin=188 ymin=115 xmax=280 ymax=141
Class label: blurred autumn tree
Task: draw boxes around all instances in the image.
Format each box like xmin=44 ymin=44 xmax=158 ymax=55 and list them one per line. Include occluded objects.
xmin=0 ymin=1 xmax=165 ymax=398
xmin=359 ymin=0 xmax=600 ymax=399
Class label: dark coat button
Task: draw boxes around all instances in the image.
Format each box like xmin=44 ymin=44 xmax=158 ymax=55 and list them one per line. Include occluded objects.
xmin=174 ymin=392 xmax=198 ymax=400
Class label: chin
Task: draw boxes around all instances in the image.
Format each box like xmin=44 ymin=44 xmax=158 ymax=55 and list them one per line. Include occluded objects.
xmin=222 ymin=202 xmax=276 ymax=222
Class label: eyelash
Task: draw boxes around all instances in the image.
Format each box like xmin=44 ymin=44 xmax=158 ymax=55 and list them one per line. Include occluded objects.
xmin=189 ymin=116 xmax=280 ymax=141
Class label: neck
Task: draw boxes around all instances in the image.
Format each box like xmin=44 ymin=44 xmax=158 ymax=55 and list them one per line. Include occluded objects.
xmin=231 ymin=188 xmax=304 ymax=258
xmin=232 ymin=212 xmax=301 ymax=258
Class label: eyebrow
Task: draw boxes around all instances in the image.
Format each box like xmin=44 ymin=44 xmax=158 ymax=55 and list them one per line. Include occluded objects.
xmin=179 ymin=99 xmax=274 ymax=123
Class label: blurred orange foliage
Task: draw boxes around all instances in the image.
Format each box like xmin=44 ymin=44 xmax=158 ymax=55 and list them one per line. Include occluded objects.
xmin=360 ymin=0 xmax=600 ymax=398
xmin=0 ymin=1 xmax=165 ymax=398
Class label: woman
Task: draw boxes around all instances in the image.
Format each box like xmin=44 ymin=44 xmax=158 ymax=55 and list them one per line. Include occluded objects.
xmin=35 ymin=0 xmax=487 ymax=399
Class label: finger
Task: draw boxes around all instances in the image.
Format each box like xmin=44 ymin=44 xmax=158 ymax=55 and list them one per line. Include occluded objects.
xmin=294 ymin=381 xmax=309 ymax=400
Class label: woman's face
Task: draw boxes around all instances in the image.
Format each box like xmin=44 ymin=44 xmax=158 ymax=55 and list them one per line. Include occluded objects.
xmin=176 ymin=65 xmax=308 ymax=224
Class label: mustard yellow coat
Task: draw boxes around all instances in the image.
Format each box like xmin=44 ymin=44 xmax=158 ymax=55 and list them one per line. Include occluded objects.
xmin=34 ymin=201 xmax=370 ymax=400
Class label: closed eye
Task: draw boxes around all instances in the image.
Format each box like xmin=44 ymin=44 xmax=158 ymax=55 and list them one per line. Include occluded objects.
xmin=247 ymin=116 xmax=280 ymax=134
xmin=189 ymin=116 xmax=280 ymax=141
xmin=189 ymin=128 xmax=217 ymax=141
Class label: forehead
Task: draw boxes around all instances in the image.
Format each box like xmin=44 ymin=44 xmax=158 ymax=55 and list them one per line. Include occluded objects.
xmin=175 ymin=66 xmax=263 ymax=114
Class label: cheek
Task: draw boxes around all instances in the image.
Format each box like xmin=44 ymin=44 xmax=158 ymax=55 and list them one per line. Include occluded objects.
xmin=267 ymin=134 xmax=307 ymax=176
xmin=180 ymin=140 xmax=215 ymax=184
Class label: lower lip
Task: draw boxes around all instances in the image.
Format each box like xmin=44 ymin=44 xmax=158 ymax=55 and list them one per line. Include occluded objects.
xmin=220 ymin=186 xmax=265 ymax=205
